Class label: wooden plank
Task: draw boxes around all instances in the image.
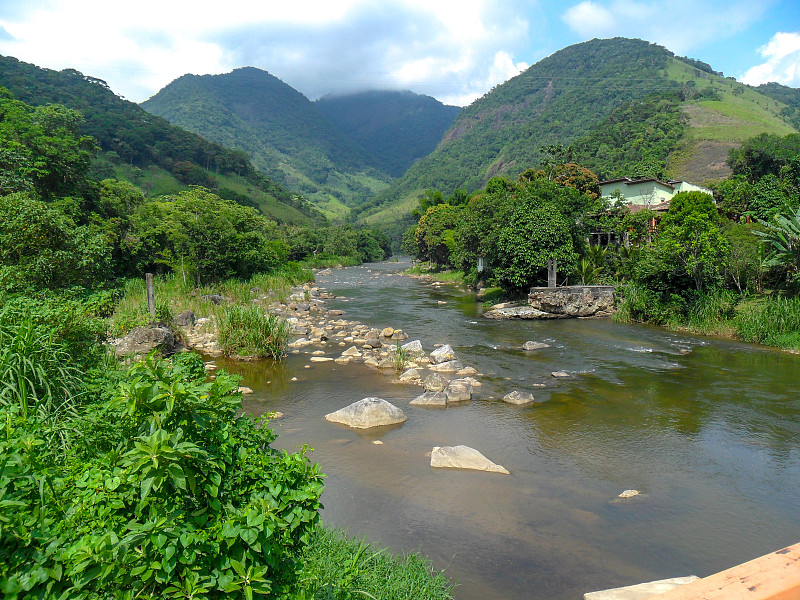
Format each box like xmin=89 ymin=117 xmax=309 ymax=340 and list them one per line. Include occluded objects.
xmin=646 ymin=542 xmax=800 ymax=600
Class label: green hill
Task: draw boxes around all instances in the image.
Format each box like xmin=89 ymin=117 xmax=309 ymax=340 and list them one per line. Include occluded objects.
xmin=360 ymin=38 xmax=799 ymax=225
xmin=315 ymin=90 xmax=460 ymax=177
xmin=142 ymin=68 xmax=391 ymax=219
xmin=0 ymin=54 xmax=320 ymax=225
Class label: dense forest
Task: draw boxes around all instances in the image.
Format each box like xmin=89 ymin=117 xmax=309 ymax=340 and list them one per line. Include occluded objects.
xmin=316 ymin=90 xmax=460 ymax=177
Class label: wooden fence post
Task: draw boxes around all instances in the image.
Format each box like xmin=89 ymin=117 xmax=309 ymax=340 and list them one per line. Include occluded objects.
xmin=547 ymin=259 xmax=557 ymax=288
xmin=146 ymin=273 xmax=156 ymax=316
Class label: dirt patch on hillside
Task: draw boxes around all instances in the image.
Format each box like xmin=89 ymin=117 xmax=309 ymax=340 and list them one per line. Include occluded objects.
xmin=671 ymin=140 xmax=736 ymax=183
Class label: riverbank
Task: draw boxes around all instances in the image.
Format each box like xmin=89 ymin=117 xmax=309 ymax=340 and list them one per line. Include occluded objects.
xmin=402 ymin=263 xmax=800 ymax=353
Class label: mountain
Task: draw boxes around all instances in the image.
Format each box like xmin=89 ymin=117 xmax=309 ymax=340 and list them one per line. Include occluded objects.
xmin=315 ymin=90 xmax=460 ymax=177
xmin=0 ymin=54 xmax=321 ymax=225
xmin=359 ymin=38 xmax=799 ymax=225
xmin=142 ymin=68 xmax=391 ymax=219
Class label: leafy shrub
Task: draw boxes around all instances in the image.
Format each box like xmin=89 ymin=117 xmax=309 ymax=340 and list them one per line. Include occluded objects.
xmin=0 ymin=354 xmax=324 ymax=599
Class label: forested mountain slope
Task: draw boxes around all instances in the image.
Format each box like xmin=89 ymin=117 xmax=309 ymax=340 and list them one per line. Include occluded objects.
xmin=316 ymin=90 xmax=460 ymax=177
xmin=0 ymin=54 xmax=321 ymax=225
xmin=360 ymin=38 xmax=798 ymax=225
xmin=142 ymin=68 xmax=391 ymax=219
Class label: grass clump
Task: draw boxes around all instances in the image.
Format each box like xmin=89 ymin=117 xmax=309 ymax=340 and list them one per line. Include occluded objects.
xmin=734 ymin=295 xmax=800 ymax=350
xmin=405 ymin=262 xmax=464 ymax=283
xmin=217 ymin=304 xmax=290 ymax=359
xmin=296 ymin=528 xmax=454 ymax=600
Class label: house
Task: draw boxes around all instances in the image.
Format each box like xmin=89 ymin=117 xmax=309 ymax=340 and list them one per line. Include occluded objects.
xmin=599 ymin=177 xmax=712 ymax=207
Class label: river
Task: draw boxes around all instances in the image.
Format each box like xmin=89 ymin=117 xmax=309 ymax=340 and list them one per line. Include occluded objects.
xmin=215 ymin=258 xmax=800 ymax=600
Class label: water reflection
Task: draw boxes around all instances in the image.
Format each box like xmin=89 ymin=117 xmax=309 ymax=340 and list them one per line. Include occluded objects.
xmin=223 ymin=259 xmax=800 ymax=600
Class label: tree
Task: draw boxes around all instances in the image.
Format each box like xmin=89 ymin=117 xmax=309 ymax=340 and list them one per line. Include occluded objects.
xmin=0 ymin=192 xmax=111 ymax=290
xmin=656 ymin=191 xmax=729 ymax=292
xmin=416 ymin=204 xmax=462 ymax=266
xmin=0 ymin=91 xmax=98 ymax=199
xmin=495 ymin=202 xmax=577 ymax=291
xmin=756 ymin=206 xmax=800 ymax=287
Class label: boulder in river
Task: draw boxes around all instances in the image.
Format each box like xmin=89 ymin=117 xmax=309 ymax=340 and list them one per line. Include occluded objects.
xmin=423 ymin=373 xmax=448 ymax=392
xmin=325 ymin=397 xmax=407 ymax=429
xmin=399 ymin=368 xmax=421 ymax=381
xmin=429 ymin=359 xmax=463 ymax=372
xmin=410 ymin=391 xmax=448 ymax=406
xmin=522 ymin=341 xmax=550 ymax=351
xmin=430 ymin=445 xmax=509 ymax=474
xmin=430 ymin=344 xmax=458 ymax=364
xmin=502 ymin=390 xmax=535 ymax=405
xmin=401 ymin=340 xmax=424 ymax=356
xmin=445 ymin=380 xmax=472 ymax=402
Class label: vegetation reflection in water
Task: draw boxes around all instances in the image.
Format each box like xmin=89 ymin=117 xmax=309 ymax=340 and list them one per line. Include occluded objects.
xmin=226 ymin=259 xmax=800 ymax=600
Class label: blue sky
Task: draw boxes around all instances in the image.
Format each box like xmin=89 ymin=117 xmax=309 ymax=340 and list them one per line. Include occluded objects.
xmin=0 ymin=0 xmax=798 ymax=106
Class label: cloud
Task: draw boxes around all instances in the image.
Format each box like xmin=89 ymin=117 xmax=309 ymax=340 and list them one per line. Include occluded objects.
xmin=0 ymin=0 xmax=533 ymax=106
xmin=0 ymin=26 xmax=13 ymax=41
xmin=740 ymin=32 xmax=800 ymax=87
xmin=561 ymin=0 xmax=772 ymax=55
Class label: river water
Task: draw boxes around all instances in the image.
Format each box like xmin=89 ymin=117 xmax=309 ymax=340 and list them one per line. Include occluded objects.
xmin=218 ymin=259 xmax=800 ymax=600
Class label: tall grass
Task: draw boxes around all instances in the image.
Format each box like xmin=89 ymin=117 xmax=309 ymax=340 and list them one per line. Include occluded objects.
xmin=217 ymin=305 xmax=290 ymax=359
xmin=734 ymin=295 xmax=800 ymax=350
xmin=0 ymin=313 xmax=81 ymax=420
xmin=109 ymin=265 xmax=312 ymax=338
xmin=296 ymin=527 xmax=454 ymax=600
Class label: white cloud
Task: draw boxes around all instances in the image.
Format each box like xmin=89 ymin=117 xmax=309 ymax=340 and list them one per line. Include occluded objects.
xmin=561 ymin=0 xmax=771 ymax=55
xmin=561 ymin=1 xmax=616 ymax=37
xmin=0 ymin=0 xmax=534 ymax=105
xmin=741 ymin=32 xmax=800 ymax=86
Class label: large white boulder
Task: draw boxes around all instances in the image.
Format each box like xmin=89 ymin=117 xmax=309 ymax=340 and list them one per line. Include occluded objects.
xmin=430 ymin=445 xmax=509 ymax=474
xmin=325 ymin=398 xmax=407 ymax=429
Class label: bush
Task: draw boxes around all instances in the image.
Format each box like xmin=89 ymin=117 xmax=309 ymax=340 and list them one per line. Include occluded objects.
xmin=0 ymin=354 xmax=324 ymax=599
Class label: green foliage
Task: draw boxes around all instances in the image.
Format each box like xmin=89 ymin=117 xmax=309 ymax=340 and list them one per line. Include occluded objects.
xmin=734 ymin=295 xmax=800 ymax=349
xmin=495 ymin=203 xmax=576 ymax=291
xmin=295 ymin=528 xmax=453 ymax=600
xmin=656 ymin=191 xmax=729 ymax=292
xmin=0 ymin=56 xmax=322 ymax=223
xmin=572 ymin=92 xmax=687 ymax=179
xmin=127 ymin=187 xmax=289 ymax=284
xmin=415 ymin=204 xmax=462 ymax=266
xmin=447 ymin=172 xmax=593 ymax=291
xmin=0 ymin=310 xmax=82 ymax=423
xmin=0 ymin=353 xmax=324 ymax=599
xmin=316 ymin=90 xmax=460 ymax=178
xmin=217 ymin=305 xmax=291 ymax=359
xmin=723 ymin=222 xmax=767 ymax=293
xmin=0 ymin=193 xmax=112 ymax=291
xmin=140 ymin=68 xmax=390 ymax=216
xmin=756 ymin=206 xmax=800 ymax=287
